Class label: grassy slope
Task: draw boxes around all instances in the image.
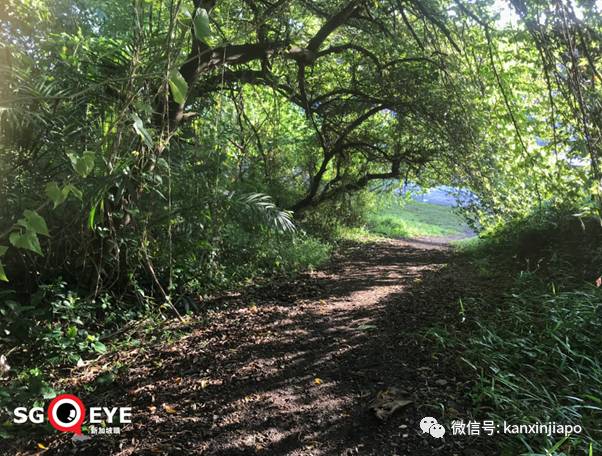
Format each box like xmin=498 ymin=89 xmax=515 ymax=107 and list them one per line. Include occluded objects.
xmin=366 ymin=200 xmax=471 ymax=238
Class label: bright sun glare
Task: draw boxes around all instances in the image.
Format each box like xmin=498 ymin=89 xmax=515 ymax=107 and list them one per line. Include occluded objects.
xmin=493 ymin=0 xmax=602 ymax=27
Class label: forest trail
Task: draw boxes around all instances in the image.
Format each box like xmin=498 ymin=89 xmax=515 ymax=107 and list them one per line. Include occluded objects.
xmin=14 ymin=238 xmax=491 ymax=456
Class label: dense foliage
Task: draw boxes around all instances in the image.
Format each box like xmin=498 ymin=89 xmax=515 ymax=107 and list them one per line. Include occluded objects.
xmin=1 ymin=0 xmax=602 ymax=453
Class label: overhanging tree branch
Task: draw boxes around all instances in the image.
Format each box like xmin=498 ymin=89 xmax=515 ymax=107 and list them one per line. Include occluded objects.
xmin=290 ymin=104 xmax=387 ymax=212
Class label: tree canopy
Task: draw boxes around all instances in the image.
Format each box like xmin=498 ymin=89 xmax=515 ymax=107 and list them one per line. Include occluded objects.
xmin=1 ymin=0 xmax=601 ymax=291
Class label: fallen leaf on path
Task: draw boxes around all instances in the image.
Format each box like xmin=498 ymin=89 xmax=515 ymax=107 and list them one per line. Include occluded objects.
xmin=369 ymin=388 xmax=413 ymax=421
xmin=37 ymin=443 xmax=48 ymax=450
xmin=357 ymin=324 xmax=377 ymax=331
xmin=162 ymin=404 xmax=177 ymax=414
xmin=200 ymin=379 xmax=209 ymax=389
xmin=313 ymin=377 xmax=323 ymax=385
xmin=71 ymin=434 xmax=92 ymax=443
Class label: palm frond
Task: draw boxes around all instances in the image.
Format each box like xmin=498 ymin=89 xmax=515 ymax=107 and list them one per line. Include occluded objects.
xmin=235 ymin=192 xmax=296 ymax=234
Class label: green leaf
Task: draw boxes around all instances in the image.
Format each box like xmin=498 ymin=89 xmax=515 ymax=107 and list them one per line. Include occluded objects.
xmin=0 ymin=246 xmax=7 ymax=257
xmin=41 ymin=385 xmax=57 ymax=400
xmin=92 ymin=340 xmax=107 ymax=354
xmin=66 ymin=326 xmax=77 ymax=338
xmin=45 ymin=183 xmax=81 ymax=208
xmin=64 ymin=184 xmax=82 ymax=200
xmin=45 ymin=182 xmax=67 ymax=208
xmin=193 ymin=8 xmax=211 ymax=42
xmin=168 ymin=70 xmax=188 ymax=105
xmin=0 ymin=261 xmax=7 ymax=282
xmin=132 ymin=113 xmax=153 ymax=148
xmin=88 ymin=204 xmax=97 ymax=230
xmin=23 ymin=210 xmax=49 ymax=237
xmin=179 ymin=3 xmax=192 ymax=21
xmin=68 ymin=151 xmax=95 ymax=177
xmin=9 ymin=230 xmax=43 ymax=256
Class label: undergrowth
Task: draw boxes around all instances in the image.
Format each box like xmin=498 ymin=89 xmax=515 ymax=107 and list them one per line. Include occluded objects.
xmin=443 ymin=207 xmax=602 ymax=455
xmin=0 ymin=229 xmax=330 ymax=438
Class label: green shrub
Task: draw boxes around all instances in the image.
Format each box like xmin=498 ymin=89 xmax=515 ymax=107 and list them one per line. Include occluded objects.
xmin=221 ymin=225 xmax=331 ymax=282
xmin=299 ymin=191 xmax=377 ymax=240
xmin=0 ymin=280 xmax=154 ymax=422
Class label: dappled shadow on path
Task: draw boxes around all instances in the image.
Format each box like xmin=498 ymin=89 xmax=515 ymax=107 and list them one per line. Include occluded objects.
xmin=6 ymin=238 xmax=495 ymax=456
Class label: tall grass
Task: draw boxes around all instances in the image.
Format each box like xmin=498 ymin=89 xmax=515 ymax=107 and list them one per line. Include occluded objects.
xmin=445 ymin=208 xmax=602 ymax=455
xmin=461 ymin=276 xmax=602 ymax=455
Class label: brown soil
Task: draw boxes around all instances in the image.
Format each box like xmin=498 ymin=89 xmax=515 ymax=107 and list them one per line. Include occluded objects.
xmin=4 ymin=238 xmax=498 ymax=456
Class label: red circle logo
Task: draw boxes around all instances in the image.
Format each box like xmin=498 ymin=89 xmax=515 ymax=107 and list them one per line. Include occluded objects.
xmin=47 ymin=394 xmax=85 ymax=435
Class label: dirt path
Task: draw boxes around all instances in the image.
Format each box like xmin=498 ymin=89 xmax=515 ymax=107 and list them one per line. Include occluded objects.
xmin=7 ymin=238 xmax=493 ymax=456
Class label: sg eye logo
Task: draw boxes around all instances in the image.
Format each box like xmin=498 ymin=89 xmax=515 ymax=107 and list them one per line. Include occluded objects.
xmin=48 ymin=394 xmax=86 ymax=434
xmin=13 ymin=394 xmax=131 ymax=435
